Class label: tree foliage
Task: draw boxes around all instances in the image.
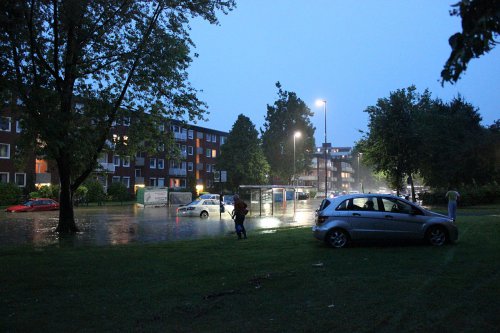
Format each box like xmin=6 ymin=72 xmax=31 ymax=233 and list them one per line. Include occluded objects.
xmin=441 ymin=0 xmax=500 ymax=83
xmin=357 ymin=86 xmax=498 ymax=192
xmin=0 ymin=0 xmax=235 ymax=232
xmin=216 ymin=114 xmax=270 ymax=192
xmin=261 ymin=82 xmax=316 ymax=184
xmin=357 ymin=86 xmax=425 ymax=195
xmin=416 ymin=96 xmax=494 ymax=187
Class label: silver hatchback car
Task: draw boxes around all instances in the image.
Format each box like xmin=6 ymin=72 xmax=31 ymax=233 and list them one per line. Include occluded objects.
xmin=312 ymin=194 xmax=458 ymax=248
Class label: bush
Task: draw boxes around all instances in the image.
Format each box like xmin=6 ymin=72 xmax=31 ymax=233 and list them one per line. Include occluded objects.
xmin=85 ymin=180 xmax=106 ymax=205
xmin=0 ymin=182 xmax=23 ymax=206
xmin=107 ymin=182 xmax=129 ymax=203
xmin=73 ymin=185 xmax=88 ymax=206
xmin=421 ymin=183 xmax=500 ymax=206
xmin=30 ymin=185 xmax=60 ymax=200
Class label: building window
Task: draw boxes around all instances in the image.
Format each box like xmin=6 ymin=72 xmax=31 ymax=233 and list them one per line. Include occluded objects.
xmin=16 ymin=120 xmax=22 ymax=133
xmin=122 ymin=156 xmax=130 ymax=167
xmin=15 ymin=173 xmax=26 ymax=187
xmin=158 ymin=159 xmax=164 ymax=169
xmin=188 ymin=130 xmax=194 ymax=139
xmin=206 ymin=149 xmax=211 ymax=158
xmin=220 ymin=136 xmax=226 ymax=145
xmin=135 ymin=168 xmax=142 ymax=177
xmin=207 ymin=164 xmax=212 ymax=172
xmin=187 ymin=162 xmax=193 ymax=172
xmin=188 ymin=146 xmax=193 ymax=155
xmin=206 ymin=133 xmax=211 ymax=142
xmin=212 ymin=135 xmax=217 ymax=143
xmin=122 ymin=177 xmax=130 ymax=188
xmin=0 ymin=143 xmax=10 ymax=159
xmin=197 ymin=131 xmax=203 ymax=139
xmin=150 ymin=158 xmax=156 ymax=169
xmin=158 ymin=178 xmax=165 ymax=187
xmin=0 ymin=117 xmax=11 ymax=132
xmin=112 ymin=176 xmax=121 ymax=183
xmin=113 ymin=155 xmax=120 ymax=167
xmin=0 ymin=172 xmax=8 ymax=183
xmin=211 ymin=150 xmax=217 ymax=158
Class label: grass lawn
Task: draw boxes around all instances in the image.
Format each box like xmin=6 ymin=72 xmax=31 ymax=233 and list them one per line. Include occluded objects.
xmin=1 ymin=205 xmax=499 ymax=332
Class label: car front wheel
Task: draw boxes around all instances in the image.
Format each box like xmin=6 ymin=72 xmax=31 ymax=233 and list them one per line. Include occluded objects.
xmin=426 ymin=226 xmax=447 ymax=246
xmin=200 ymin=211 xmax=209 ymax=218
xmin=325 ymin=228 xmax=350 ymax=248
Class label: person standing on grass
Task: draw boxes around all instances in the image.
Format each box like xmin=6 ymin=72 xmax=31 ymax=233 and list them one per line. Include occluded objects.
xmin=232 ymin=194 xmax=248 ymax=239
xmin=445 ymin=188 xmax=460 ymax=221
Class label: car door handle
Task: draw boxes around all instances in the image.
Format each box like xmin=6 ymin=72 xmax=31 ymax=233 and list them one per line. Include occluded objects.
xmin=352 ymin=213 xmax=361 ymax=216
xmin=385 ymin=215 xmax=393 ymax=219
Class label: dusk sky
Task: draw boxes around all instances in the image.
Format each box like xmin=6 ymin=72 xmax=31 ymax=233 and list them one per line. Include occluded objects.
xmin=187 ymin=1 xmax=499 ymax=147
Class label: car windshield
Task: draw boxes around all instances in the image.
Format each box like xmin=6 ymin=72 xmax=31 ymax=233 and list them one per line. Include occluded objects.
xmin=189 ymin=200 xmax=201 ymax=206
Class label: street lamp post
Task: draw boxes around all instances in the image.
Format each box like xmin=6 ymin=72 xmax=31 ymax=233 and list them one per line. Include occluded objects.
xmin=316 ymin=99 xmax=327 ymax=197
xmin=358 ymin=152 xmax=363 ymax=193
xmin=293 ymin=131 xmax=301 ymax=186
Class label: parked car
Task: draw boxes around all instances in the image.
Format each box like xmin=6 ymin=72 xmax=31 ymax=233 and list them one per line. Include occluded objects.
xmin=199 ymin=193 xmax=220 ymax=200
xmin=312 ymin=193 xmax=458 ymax=248
xmin=5 ymin=198 xmax=60 ymax=212
xmin=177 ymin=199 xmax=232 ymax=218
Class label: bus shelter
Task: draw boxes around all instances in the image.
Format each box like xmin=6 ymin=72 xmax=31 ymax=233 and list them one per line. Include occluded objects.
xmin=237 ymin=185 xmax=313 ymax=216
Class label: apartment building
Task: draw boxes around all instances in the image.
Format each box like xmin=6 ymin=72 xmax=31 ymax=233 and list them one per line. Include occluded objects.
xmin=1 ymin=106 xmax=228 ymax=195
xmin=297 ymin=144 xmax=355 ymax=196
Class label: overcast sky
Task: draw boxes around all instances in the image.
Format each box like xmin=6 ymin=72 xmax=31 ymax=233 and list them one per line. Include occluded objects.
xmin=187 ymin=0 xmax=499 ymax=147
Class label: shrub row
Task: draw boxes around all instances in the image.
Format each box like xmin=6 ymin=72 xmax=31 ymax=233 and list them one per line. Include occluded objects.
xmin=421 ymin=183 xmax=500 ymax=206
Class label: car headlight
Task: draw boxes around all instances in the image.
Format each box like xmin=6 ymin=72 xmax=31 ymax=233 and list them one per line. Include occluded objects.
xmin=187 ymin=207 xmax=195 ymax=210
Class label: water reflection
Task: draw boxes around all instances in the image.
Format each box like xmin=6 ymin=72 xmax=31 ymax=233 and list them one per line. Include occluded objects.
xmin=0 ymin=200 xmax=320 ymax=247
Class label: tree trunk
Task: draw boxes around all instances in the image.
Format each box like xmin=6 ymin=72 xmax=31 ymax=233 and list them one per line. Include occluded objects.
xmin=55 ymin=157 xmax=79 ymax=233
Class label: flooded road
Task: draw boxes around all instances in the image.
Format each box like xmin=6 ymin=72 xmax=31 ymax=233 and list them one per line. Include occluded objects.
xmin=0 ymin=199 xmax=320 ymax=247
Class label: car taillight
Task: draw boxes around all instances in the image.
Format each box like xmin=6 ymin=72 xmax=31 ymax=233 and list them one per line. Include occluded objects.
xmin=317 ymin=215 xmax=328 ymax=225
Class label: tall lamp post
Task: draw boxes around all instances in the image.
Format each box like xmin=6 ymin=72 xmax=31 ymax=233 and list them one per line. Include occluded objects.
xmin=316 ymin=99 xmax=327 ymax=197
xmin=293 ymin=131 xmax=301 ymax=186
xmin=358 ymin=152 xmax=363 ymax=193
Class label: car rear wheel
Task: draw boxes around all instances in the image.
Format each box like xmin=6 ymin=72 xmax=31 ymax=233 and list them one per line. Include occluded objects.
xmin=325 ymin=228 xmax=350 ymax=248
xmin=200 ymin=211 xmax=209 ymax=218
xmin=426 ymin=226 xmax=447 ymax=246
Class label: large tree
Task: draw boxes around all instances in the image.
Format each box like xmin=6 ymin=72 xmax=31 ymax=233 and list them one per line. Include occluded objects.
xmin=442 ymin=0 xmax=500 ymax=83
xmin=416 ymin=96 xmax=493 ymax=187
xmin=0 ymin=0 xmax=235 ymax=232
xmin=356 ymin=86 xmax=427 ymax=199
xmin=215 ymin=114 xmax=270 ymax=192
xmin=261 ymin=82 xmax=316 ymax=184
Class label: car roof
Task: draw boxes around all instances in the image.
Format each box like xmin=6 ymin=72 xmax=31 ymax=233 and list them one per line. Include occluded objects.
xmin=327 ymin=193 xmax=408 ymax=203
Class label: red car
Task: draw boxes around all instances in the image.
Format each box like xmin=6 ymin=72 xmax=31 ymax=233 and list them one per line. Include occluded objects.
xmin=5 ymin=198 xmax=60 ymax=212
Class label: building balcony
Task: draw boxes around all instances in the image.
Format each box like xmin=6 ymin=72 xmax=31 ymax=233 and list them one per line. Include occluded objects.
xmin=98 ymin=162 xmax=115 ymax=173
xmin=174 ymin=132 xmax=187 ymax=141
xmin=299 ymin=175 xmax=317 ymax=181
xmin=169 ymin=168 xmax=187 ymax=176
xmin=342 ymin=166 xmax=354 ymax=173
xmin=35 ymin=173 xmax=51 ymax=184
xmin=135 ymin=177 xmax=145 ymax=185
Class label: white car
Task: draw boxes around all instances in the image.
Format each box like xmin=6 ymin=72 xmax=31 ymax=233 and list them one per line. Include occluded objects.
xmin=177 ymin=199 xmax=231 ymax=218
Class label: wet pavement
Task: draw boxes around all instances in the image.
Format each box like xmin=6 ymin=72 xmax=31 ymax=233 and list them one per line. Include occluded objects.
xmin=0 ymin=199 xmax=321 ymax=247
